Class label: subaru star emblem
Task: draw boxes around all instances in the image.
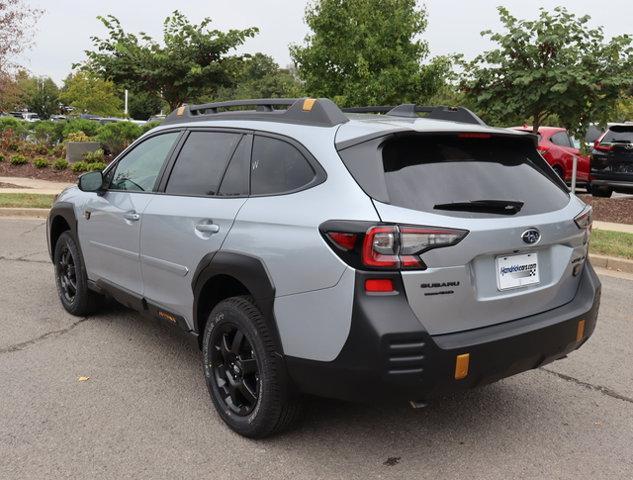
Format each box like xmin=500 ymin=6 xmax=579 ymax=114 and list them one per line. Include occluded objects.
xmin=521 ymin=228 xmax=541 ymax=245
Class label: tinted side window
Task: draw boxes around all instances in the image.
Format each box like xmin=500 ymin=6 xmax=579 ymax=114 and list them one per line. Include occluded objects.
xmin=551 ymin=132 xmax=572 ymax=147
xmin=218 ymin=135 xmax=251 ymax=196
xmin=166 ymin=131 xmax=241 ymax=196
xmin=110 ymin=132 xmax=180 ymax=192
xmin=251 ymin=136 xmax=315 ymax=195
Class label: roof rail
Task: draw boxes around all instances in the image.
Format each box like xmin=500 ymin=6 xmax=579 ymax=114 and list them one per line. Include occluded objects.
xmin=341 ymin=104 xmax=487 ymax=126
xmin=163 ymin=98 xmax=349 ymax=128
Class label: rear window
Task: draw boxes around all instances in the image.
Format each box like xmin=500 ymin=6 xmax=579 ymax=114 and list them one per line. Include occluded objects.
xmin=340 ymin=134 xmax=569 ymax=217
xmin=602 ymin=126 xmax=633 ymax=144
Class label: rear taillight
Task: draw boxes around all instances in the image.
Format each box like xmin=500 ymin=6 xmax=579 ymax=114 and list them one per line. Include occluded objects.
xmin=593 ymin=140 xmax=613 ymax=152
xmin=321 ymin=221 xmax=468 ymax=271
xmin=574 ymin=206 xmax=593 ymax=231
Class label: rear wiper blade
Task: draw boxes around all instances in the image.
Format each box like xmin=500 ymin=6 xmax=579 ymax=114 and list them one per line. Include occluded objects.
xmin=433 ymin=200 xmax=524 ymax=215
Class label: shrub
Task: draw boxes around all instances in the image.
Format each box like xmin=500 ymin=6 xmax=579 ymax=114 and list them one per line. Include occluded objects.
xmin=35 ymin=143 xmax=50 ymax=155
xmin=32 ymin=120 xmax=65 ymax=145
xmin=0 ymin=154 xmax=4 ymax=162
xmin=0 ymin=117 xmax=28 ymax=138
xmin=51 ymin=144 xmax=65 ymax=157
xmin=18 ymin=142 xmax=36 ymax=156
xmin=140 ymin=121 xmax=161 ymax=135
xmin=62 ymin=118 xmax=101 ymax=138
xmin=1 ymin=129 xmax=21 ymax=151
xmin=96 ymin=121 xmax=142 ymax=155
xmin=84 ymin=148 xmax=105 ymax=162
xmin=34 ymin=158 xmax=49 ymax=169
xmin=53 ymin=159 xmax=68 ymax=170
xmin=86 ymin=161 xmax=106 ymax=171
xmin=10 ymin=155 xmax=28 ymax=166
xmin=70 ymin=161 xmax=89 ymax=173
xmin=66 ymin=131 xmax=91 ymax=143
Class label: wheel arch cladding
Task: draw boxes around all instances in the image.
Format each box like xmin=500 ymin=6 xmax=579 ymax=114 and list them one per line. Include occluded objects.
xmin=48 ymin=202 xmax=78 ymax=261
xmin=192 ymin=251 xmax=281 ymax=351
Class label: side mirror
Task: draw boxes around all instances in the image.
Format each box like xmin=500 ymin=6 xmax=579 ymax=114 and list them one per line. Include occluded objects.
xmin=78 ymin=170 xmax=105 ymax=192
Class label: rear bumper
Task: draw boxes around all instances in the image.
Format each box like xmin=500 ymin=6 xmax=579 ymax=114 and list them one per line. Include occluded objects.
xmin=286 ymin=262 xmax=601 ymax=403
xmin=590 ymin=172 xmax=633 ymax=191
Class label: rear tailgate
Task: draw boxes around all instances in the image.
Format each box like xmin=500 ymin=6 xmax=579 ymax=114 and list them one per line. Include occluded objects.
xmin=373 ymin=200 xmax=588 ymax=335
xmin=338 ymin=131 xmax=590 ymax=335
xmin=601 ymin=125 xmax=633 ymax=174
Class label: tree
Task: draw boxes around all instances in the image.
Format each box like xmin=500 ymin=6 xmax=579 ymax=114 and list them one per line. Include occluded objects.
xmin=127 ymin=90 xmax=164 ymax=120
xmin=290 ymin=0 xmax=444 ymax=107
xmin=0 ymin=0 xmax=43 ymax=72
xmin=83 ymin=11 xmax=258 ymax=110
xmin=462 ymin=7 xmax=633 ymax=137
xmin=59 ymin=71 xmax=122 ymax=116
xmin=0 ymin=1 xmax=43 ymax=109
xmin=214 ymin=53 xmax=304 ymax=101
xmin=27 ymin=77 xmax=59 ymax=119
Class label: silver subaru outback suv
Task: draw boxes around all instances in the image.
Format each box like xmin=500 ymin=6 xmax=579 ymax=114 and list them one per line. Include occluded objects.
xmin=47 ymin=98 xmax=601 ymax=438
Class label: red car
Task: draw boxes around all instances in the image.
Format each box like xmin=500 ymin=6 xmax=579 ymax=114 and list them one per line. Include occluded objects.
xmin=512 ymin=126 xmax=590 ymax=185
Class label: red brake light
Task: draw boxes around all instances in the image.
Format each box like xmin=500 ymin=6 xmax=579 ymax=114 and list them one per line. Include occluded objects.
xmin=327 ymin=232 xmax=358 ymax=251
xmin=458 ymin=133 xmax=491 ymax=139
xmin=593 ymin=140 xmax=612 ymax=152
xmin=364 ymin=278 xmax=395 ymax=293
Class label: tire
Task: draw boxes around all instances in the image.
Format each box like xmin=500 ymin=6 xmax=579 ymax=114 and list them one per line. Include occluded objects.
xmin=592 ymin=186 xmax=613 ymax=198
xmin=53 ymin=231 xmax=101 ymax=316
xmin=202 ymin=296 xmax=302 ymax=438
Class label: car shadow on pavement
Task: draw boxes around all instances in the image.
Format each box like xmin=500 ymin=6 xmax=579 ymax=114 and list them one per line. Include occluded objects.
xmin=97 ymin=302 xmax=562 ymax=451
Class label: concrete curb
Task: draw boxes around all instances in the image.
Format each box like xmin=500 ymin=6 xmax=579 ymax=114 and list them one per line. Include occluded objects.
xmin=589 ymin=254 xmax=633 ymax=274
xmin=0 ymin=207 xmax=50 ymax=219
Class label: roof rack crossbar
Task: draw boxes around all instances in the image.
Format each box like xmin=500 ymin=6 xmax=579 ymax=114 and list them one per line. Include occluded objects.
xmin=341 ymin=104 xmax=486 ymax=126
xmin=164 ymin=98 xmax=349 ymax=128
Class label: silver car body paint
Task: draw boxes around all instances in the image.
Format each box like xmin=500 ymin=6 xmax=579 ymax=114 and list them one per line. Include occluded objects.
xmin=54 ymin=114 xmax=590 ymax=362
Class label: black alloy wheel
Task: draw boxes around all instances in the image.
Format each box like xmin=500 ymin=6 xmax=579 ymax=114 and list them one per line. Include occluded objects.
xmin=57 ymin=244 xmax=78 ymax=304
xmin=202 ymin=296 xmax=303 ymax=438
xmin=211 ymin=323 xmax=260 ymax=416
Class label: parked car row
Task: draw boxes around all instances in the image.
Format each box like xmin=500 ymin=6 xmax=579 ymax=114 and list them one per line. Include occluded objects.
xmin=513 ymin=123 xmax=633 ymax=197
xmin=1 ymin=111 xmax=153 ymax=125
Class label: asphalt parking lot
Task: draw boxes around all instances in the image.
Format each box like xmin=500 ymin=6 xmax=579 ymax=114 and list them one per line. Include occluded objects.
xmin=1 ymin=217 xmax=632 ymax=479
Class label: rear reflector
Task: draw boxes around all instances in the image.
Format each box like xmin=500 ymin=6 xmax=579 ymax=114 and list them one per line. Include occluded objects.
xmin=576 ymin=320 xmax=586 ymax=342
xmin=364 ymin=278 xmax=395 ymax=293
xmin=454 ymin=353 xmax=470 ymax=380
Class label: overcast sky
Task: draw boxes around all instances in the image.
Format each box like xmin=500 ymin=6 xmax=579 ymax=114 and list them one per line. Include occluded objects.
xmin=18 ymin=0 xmax=633 ymax=84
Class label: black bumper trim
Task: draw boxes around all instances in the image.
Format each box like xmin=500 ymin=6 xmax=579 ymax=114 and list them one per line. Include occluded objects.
xmin=285 ymin=263 xmax=601 ymax=403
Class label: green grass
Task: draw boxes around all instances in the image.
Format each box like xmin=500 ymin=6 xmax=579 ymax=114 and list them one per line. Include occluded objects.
xmin=590 ymin=229 xmax=633 ymax=260
xmin=0 ymin=193 xmax=56 ymax=209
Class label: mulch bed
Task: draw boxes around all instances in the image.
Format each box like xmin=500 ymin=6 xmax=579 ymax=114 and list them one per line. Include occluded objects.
xmin=0 ymin=162 xmax=78 ymax=183
xmin=578 ymin=195 xmax=633 ymax=225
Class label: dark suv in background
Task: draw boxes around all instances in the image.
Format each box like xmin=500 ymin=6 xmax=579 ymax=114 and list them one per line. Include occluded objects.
xmin=590 ymin=123 xmax=633 ymax=197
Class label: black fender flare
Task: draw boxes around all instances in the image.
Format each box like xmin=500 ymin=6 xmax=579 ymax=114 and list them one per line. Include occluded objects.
xmin=47 ymin=202 xmax=80 ymax=261
xmin=191 ymin=251 xmax=282 ymax=352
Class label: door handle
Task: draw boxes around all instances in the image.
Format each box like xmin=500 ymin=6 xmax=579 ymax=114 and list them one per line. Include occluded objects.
xmin=195 ymin=222 xmax=220 ymax=234
xmin=124 ymin=212 xmax=140 ymax=222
